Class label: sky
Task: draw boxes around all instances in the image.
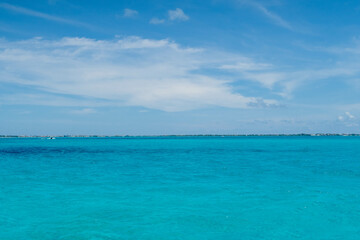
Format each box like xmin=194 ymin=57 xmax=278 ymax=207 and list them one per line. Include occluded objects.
xmin=1 ymin=0 xmax=360 ymax=135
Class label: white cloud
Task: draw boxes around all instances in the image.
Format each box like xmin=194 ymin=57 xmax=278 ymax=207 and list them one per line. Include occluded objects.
xmin=168 ymin=8 xmax=189 ymax=21
xmin=150 ymin=18 xmax=165 ymax=24
xmin=9 ymin=36 xmax=358 ymax=111
xmin=0 ymin=36 xmax=277 ymax=112
xmin=123 ymin=8 xmax=138 ymax=18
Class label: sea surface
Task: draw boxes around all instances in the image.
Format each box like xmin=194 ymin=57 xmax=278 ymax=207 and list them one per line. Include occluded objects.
xmin=1 ymin=136 xmax=360 ymax=240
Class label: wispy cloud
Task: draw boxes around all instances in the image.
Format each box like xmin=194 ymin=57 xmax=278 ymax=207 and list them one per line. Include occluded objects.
xmin=240 ymin=1 xmax=292 ymax=30
xmin=149 ymin=8 xmax=189 ymax=25
xmin=2 ymin=36 xmax=360 ymax=117
xmin=168 ymin=8 xmax=189 ymax=21
xmin=219 ymin=40 xmax=360 ymax=97
xmin=0 ymin=3 xmax=92 ymax=29
xmin=220 ymin=59 xmax=271 ymax=71
xmin=0 ymin=36 xmax=277 ymax=112
xmin=71 ymin=108 xmax=97 ymax=114
xmin=123 ymin=8 xmax=138 ymax=18
xmin=3 ymin=36 xmax=360 ymax=109
xmin=338 ymin=112 xmax=358 ymax=127
xmin=149 ymin=17 xmax=165 ymax=25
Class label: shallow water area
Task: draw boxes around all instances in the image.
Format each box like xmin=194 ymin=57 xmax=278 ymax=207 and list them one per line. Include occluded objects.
xmin=1 ymin=136 xmax=360 ymax=240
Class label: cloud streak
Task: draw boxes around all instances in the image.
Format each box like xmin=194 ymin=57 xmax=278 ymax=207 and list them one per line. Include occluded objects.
xmin=240 ymin=1 xmax=292 ymax=30
xmin=0 ymin=3 xmax=92 ymax=29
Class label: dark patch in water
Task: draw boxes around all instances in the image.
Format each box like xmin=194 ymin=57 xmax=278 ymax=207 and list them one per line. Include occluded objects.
xmin=0 ymin=147 xmax=114 ymax=155
xmin=0 ymin=146 xmax=316 ymax=156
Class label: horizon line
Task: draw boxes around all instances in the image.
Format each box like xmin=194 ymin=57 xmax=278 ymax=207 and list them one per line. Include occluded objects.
xmin=1 ymin=133 xmax=360 ymax=138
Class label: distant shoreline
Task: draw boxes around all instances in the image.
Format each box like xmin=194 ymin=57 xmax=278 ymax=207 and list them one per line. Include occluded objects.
xmin=1 ymin=134 xmax=360 ymax=138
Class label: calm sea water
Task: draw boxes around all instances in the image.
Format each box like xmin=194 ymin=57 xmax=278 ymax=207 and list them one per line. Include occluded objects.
xmin=1 ymin=136 xmax=360 ymax=240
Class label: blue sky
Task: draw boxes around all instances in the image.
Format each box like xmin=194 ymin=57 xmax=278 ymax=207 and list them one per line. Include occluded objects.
xmin=1 ymin=0 xmax=360 ymax=135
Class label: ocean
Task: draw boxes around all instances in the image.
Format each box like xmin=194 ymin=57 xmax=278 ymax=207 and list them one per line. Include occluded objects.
xmin=1 ymin=136 xmax=360 ymax=239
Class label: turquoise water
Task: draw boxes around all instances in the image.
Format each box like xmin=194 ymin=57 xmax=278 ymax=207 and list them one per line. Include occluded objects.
xmin=1 ymin=137 xmax=360 ymax=239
